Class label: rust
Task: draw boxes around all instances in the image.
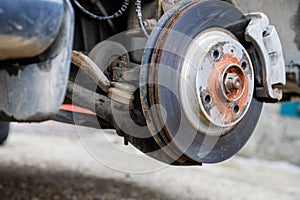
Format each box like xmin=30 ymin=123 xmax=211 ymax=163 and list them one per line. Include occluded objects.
xmin=147 ymin=2 xmax=202 ymax=164
xmin=71 ymin=50 xmax=111 ymax=93
xmin=108 ymin=87 xmax=134 ymax=105
xmin=207 ymin=54 xmax=249 ymax=124
xmin=223 ymin=66 xmax=246 ymax=101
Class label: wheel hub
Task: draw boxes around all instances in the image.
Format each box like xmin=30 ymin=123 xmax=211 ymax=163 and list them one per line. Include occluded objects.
xmin=180 ymin=29 xmax=254 ymax=134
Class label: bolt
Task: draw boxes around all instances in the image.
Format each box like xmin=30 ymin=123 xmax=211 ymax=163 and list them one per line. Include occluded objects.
xmin=224 ymin=73 xmax=242 ymax=92
xmin=233 ymin=77 xmax=241 ymax=89
xmin=117 ymin=55 xmax=129 ymax=68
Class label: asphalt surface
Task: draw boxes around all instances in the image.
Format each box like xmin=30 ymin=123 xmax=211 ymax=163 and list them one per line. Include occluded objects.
xmin=0 ymin=121 xmax=299 ymax=200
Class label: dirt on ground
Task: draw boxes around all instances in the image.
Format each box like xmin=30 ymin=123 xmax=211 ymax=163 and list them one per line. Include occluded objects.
xmin=0 ymin=164 xmax=168 ymax=200
xmin=0 ymin=122 xmax=299 ymax=200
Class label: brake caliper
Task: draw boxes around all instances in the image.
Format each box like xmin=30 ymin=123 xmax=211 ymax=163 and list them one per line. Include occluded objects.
xmin=245 ymin=12 xmax=286 ymax=101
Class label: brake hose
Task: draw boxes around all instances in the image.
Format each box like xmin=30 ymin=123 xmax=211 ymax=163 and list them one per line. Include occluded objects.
xmin=135 ymin=0 xmax=150 ymax=38
xmin=72 ymin=0 xmax=130 ymax=20
xmin=73 ymin=0 xmax=149 ymax=38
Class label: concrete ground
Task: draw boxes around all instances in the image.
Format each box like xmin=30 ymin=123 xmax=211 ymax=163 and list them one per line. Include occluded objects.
xmin=0 ymin=117 xmax=299 ymax=200
xmin=240 ymin=104 xmax=300 ymax=166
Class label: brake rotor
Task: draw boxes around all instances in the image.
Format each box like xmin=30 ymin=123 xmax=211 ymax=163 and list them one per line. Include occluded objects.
xmin=140 ymin=0 xmax=263 ymax=164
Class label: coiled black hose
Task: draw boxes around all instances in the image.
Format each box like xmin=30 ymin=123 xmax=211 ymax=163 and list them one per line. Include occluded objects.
xmin=72 ymin=0 xmax=130 ymax=20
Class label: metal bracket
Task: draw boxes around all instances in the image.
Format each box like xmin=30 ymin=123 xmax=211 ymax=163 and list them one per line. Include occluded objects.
xmin=245 ymin=12 xmax=286 ymax=101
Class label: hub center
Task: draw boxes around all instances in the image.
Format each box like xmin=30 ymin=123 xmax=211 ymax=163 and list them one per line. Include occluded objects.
xmin=221 ymin=64 xmax=246 ymax=102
